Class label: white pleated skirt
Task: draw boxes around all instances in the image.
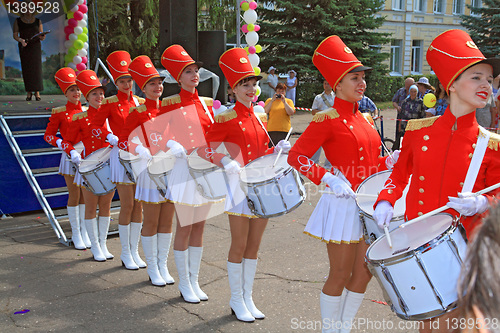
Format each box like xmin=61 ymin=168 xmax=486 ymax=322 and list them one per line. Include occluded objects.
xmin=110 ymin=146 xmax=134 ymax=185
xmin=58 ymin=151 xmax=77 ymax=176
xmin=304 ymin=193 xmax=362 ymax=244
xmin=135 ymin=168 xmax=167 ymax=204
xmin=224 ymin=173 xmax=257 ymax=218
xmin=73 ymin=170 xmax=84 ymax=187
xmin=167 ymin=158 xmax=212 ymax=207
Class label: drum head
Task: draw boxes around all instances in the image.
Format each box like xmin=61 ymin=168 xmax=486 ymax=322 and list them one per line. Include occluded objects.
xmin=240 ymin=153 xmax=290 ymax=183
xmin=79 ymin=147 xmax=112 ymax=173
xmin=188 ymin=149 xmax=218 ymax=170
xmin=356 ymin=170 xmax=410 ymax=218
xmin=148 ymin=150 xmax=175 ymax=175
xmin=119 ymin=149 xmax=140 ymax=162
xmin=367 ymin=214 xmax=453 ymax=261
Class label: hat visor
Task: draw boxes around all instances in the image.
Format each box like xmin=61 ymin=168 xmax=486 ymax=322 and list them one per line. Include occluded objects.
xmin=233 ymin=75 xmax=263 ymax=88
xmin=349 ymin=65 xmax=372 ymax=73
xmin=63 ymin=83 xmax=78 ymax=94
xmin=478 ymin=58 xmax=500 ymax=78
xmin=85 ymin=86 xmax=104 ymax=99
xmin=417 ymin=82 xmax=432 ymax=89
xmin=114 ymin=74 xmax=133 ymax=82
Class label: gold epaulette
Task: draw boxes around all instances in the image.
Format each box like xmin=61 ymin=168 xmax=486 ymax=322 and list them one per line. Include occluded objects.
xmin=72 ymin=111 xmax=87 ymax=121
xmin=312 ymin=108 xmax=339 ymax=123
xmin=200 ymin=97 xmax=213 ymax=107
xmin=134 ymin=96 xmax=145 ymax=104
xmin=215 ymin=109 xmax=237 ymax=123
xmin=131 ymin=105 xmax=147 ymax=113
xmin=361 ymin=112 xmax=374 ymax=126
xmin=51 ymin=106 xmax=66 ymax=114
xmin=256 ymin=112 xmax=268 ymax=123
xmin=101 ymin=95 xmax=118 ymax=105
xmin=405 ymin=116 xmax=439 ymax=131
xmin=487 ymin=131 xmax=500 ymax=151
xmin=161 ymin=94 xmax=181 ymax=107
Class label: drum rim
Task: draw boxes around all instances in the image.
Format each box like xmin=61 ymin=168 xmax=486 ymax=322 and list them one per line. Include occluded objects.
xmin=118 ymin=149 xmax=141 ymax=162
xmin=187 ymin=148 xmax=220 ymax=171
xmin=240 ymin=154 xmax=292 ymax=184
xmin=79 ymin=146 xmax=112 ymax=171
xmin=147 ymin=154 xmax=176 ymax=175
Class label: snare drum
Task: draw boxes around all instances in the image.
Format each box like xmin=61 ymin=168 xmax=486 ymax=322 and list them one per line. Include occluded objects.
xmin=188 ymin=149 xmax=228 ymax=200
xmin=147 ymin=151 xmax=176 ymax=198
xmin=239 ymin=153 xmax=306 ymax=218
xmin=365 ymin=214 xmax=467 ymax=320
xmin=78 ymin=147 xmax=116 ymax=195
xmin=356 ymin=171 xmax=410 ymax=244
xmin=119 ymin=149 xmax=142 ymax=183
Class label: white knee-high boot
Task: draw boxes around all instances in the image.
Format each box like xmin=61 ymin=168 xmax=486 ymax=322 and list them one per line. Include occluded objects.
xmin=242 ymin=258 xmax=264 ymax=319
xmin=129 ymin=222 xmax=146 ymax=268
xmin=174 ymin=249 xmax=200 ymax=303
xmin=157 ymin=233 xmax=175 ymax=284
xmin=339 ymin=290 xmax=364 ymax=333
xmin=79 ymin=204 xmax=91 ymax=248
xmin=98 ymin=216 xmax=114 ymax=259
xmin=227 ymin=261 xmax=254 ymax=322
xmin=141 ymin=234 xmax=166 ymax=286
xmin=188 ymin=246 xmax=208 ymax=301
xmin=84 ymin=218 xmax=106 ymax=262
xmin=118 ymin=224 xmax=139 ymax=270
xmin=68 ymin=206 xmax=85 ymax=250
xmin=320 ymin=291 xmax=342 ymax=333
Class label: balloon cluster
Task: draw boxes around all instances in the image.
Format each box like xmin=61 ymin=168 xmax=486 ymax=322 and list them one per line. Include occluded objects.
xmin=241 ymin=0 xmax=262 ymax=102
xmin=63 ymin=0 xmax=89 ymax=74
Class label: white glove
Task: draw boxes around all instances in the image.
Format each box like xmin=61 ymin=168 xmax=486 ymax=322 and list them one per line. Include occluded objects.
xmin=447 ymin=192 xmax=489 ymax=216
xmin=374 ymin=200 xmax=394 ymax=229
xmin=70 ymin=150 xmax=82 ymax=165
xmin=56 ymin=138 xmax=63 ymax=150
xmin=135 ymin=145 xmax=152 ymax=160
xmin=166 ymin=140 xmax=187 ymax=159
xmin=321 ymin=172 xmax=355 ymax=198
xmin=106 ymin=133 xmax=119 ymax=146
xmin=385 ymin=150 xmax=400 ymax=170
xmin=275 ymin=140 xmax=291 ymax=154
xmin=221 ymin=156 xmax=241 ymax=175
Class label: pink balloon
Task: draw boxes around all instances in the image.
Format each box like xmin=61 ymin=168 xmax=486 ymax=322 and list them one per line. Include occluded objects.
xmin=241 ymin=24 xmax=248 ymax=33
xmin=81 ymin=56 xmax=88 ymax=64
xmin=65 ymin=34 xmax=70 ymax=40
xmin=254 ymin=24 xmax=261 ymax=32
xmin=258 ymin=101 xmax=265 ymax=107
xmin=239 ymin=0 xmax=248 ymax=6
xmin=68 ymin=19 xmax=78 ymax=27
xmin=249 ymin=1 xmax=257 ymax=10
xmin=76 ymin=63 xmax=86 ymax=71
xmin=248 ymin=46 xmax=256 ymax=54
xmin=64 ymin=26 xmax=74 ymax=35
xmin=213 ymin=100 xmax=222 ymax=109
xmin=252 ymin=95 xmax=258 ymax=102
xmin=78 ymin=5 xmax=88 ymax=14
xmin=73 ymin=11 xmax=84 ymax=20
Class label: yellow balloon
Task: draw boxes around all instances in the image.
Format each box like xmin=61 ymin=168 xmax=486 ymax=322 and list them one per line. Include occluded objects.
xmin=255 ymin=45 xmax=262 ymax=53
xmin=254 ymin=67 xmax=261 ymax=76
xmin=423 ymin=93 xmax=436 ymax=108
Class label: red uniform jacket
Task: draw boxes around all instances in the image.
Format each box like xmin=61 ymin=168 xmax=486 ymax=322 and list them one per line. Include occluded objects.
xmin=375 ymin=109 xmax=500 ymax=237
xmin=62 ymin=106 xmax=109 ymax=158
xmin=90 ymin=90 xmax=145 ymax=141
xmin=288 ymin=97 xmax=388 ymax=188
xmin=44 ymin=101 xmax=82 ymax=146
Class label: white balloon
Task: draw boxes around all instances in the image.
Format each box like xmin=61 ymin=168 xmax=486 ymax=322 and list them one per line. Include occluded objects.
xmin=78 ymin=0 xmax=84 ymax=5
xmin=77 ymin=48 xmax=87 ymax=57
xmin=83 ymin=42 xmax=89 ymax=50
xmin=77 ymin=19 xmax=87 ymax=28
xmin=64 ymin=40 xmax=73 ymax=48
xmin=69 ymin=33 xmax=78 ymax=41
xmin=243 ymin=9 xmax=258 ymax=24
xmin=73 ymin=56 xmax=82 ymax=64
xmin=74 ymin=26 xmax=83 ymax=35
xmin=83 ymin=14 xmax=88 ymax=21
xmin=68 ymin=62 xmax=77 ymax=69
xmin=70 ymin=5 xmax=79 ymax=12
xmin=253 ymin=105 xmax=265 ymax=113
xmin=245 ymin=31 xmax=259 ymax=46
xmin=248 ymin=53 xmax=260 ymax=68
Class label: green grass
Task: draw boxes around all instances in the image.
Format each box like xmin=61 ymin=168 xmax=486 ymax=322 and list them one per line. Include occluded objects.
xmin=376 ymin=101 xmax=394 ymax=110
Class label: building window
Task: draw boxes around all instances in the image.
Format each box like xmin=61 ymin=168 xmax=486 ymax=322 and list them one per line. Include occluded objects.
xmin=392 ymin=0 xmax=404 ymax=10
xmin=415 ymin=0 xmax=426 ymax=12
xmin=453 ymin=0 xmax=465 ymax=14
xmin=390 ymin=39 xmax=403 ymax=74
xmin=470 ymin=0 xmax=482 ymax=16
xmin=433 ymin=0 xmax=445 ymax=13
xmin=411 ymin=40 xmax=423 ymax=74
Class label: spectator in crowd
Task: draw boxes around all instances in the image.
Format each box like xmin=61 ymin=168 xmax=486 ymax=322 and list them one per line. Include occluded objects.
xmin=425 ymin=81 xmax=449 ymax=117
xmin=358 ymin=94 xmax=377 ymax=116
xmin=311 ymin=78 xmax=334 ymax=167
xmin=286 ymin=70 xmax=298 ymax=104
xmin=267 ymin=66 xmax=278 ymax=90
xmin=392 ymin=77 xmax=415 ymax=149
xmin=416 ymin=76 xmax=435 ymax=97
xmin=227 ymin=86 xmax=236 ymax=104
xmin=264 ymin=82 xmax=295 ymax=147
xmin=476 ymin=94 xmax=497 ymax=129
xmin=395 ymin=84 xmax=424 ymax=148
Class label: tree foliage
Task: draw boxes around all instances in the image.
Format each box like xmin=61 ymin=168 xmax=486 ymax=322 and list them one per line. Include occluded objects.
xmin=198 ymin=0 xmax=237 ymax=36
xmin=460 ymin=0 xmax=500 ymax=58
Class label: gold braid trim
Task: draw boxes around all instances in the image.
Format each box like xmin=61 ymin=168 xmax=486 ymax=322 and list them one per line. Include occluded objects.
xmin=101 ymin=95 xmax=118 ymax=105
xmin=72 ymin=111 xmax=87 ymax=121
xmin=312 ymin=108 xmax=339 ymax=122
xmin=256 ymin=113 xmax=268 ymax=123
xmin=134 ymin=105 xmax=148 ymax=113
xmin=487 ymin=131 xmax=500 ymax=151
xmin=361 ymin=112 xmax=374 ymax=125
xmin=134 ymin=96 xmax=145 ymax=104
xmin=161 ymin=94 xmax=181 ymax=107
xmin=51 ymin=106 xmax=66 ymax=114
xmin=200 ymin=97 xmax=213 ymax=106
xmin=215 ymin=109 xmax=237 ymax=123
xmin=405 ymin=116 xmax=439 ymax=131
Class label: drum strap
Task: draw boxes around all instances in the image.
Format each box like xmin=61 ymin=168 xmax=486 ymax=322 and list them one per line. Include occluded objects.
xmin=462 ymin=126 xmax=490 ymax=193
xmin=321 ymin=93 xmax=332 ymax=108
xmin=140 ymin=124 xmax=150 ymax=148
xmin=133 ymin=96 xmax=139 ymax=107
xmin=200 ymin=98 xmax=214 ymax=124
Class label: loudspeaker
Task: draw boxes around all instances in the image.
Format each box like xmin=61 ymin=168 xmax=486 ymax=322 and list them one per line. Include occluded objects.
xmin=198 ymin=31 xmax=228 ymax=103
xmin=159 ymin=0 xmax=198 ymax=58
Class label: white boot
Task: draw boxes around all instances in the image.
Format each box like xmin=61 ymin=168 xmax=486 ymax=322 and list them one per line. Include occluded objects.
xmin=129 ymin=222 xmax=146 ymax=268
xmin=227 ymin=261 xmax=255 ymax=322
xmin=242 ymin=258 xmax=264 ymax=319
xmin=320 ymin=291 xmax=342 ymax=333
xmin=68 ymin=206 xmax=85 ymax=250
xmin=157 ymin=233 xmax=175 ymax=284
xmin=339 ymin=290 xmax=364 ymax=333
xmin=188 ymin=246 xmax=208 ymax=301
xmin=141 ymin=234 xmax=166 ymax=286
xmin=84 ymin=218 xmax=106 ymax=262
xmin=174 ymin=250 xmax=200 ymax=303
xmin=98 ymin=216 xmax=114 ymax=259
xmin=79 ymin=204 xmax=91 ymax=248
xmin=118 ymin=224 xmax=139 ymax=270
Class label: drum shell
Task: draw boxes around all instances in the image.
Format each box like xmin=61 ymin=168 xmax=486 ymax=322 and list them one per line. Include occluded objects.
xmin=147 ymin=157 xmax=174 ymax=198
xmin=189 ymin=164 xmax=228 ymax=200
xmin=118 ymin=150 xmax=142 ymax=183
xmin=79 ymin=162 xmax=116 ymax=195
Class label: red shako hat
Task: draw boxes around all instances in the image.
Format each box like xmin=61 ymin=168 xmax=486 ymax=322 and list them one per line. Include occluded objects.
xmin=55 ymin=67 xmax=77 ymax=94
xmin=76 ymin=70 xmax=103 ymax=99
xmin=161 ymin=45 xmax=203 ymax=82
xmin=128 ymin=55 xmax=163 ymax=90
xmin=219 ymin=48 xmax=261 ymax=89
xmin=106 ymin=50 xmax=132 ymax=82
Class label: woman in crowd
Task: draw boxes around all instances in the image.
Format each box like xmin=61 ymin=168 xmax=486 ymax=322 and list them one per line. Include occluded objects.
xmin=44 ymin=67 xmax=88 ymax=250
xmin=90 ymin=51 xmax=146 ymax=270
xmin=286 ymin=69 xmax=298 ymax=104
xmin=264 ymin=82 xmax=295 ymax=147
xmin=397 ymin=84 xmax=425 ymax=138
xmin=425 ymin=81 xmax=448 ymax=117
xmin=288 ymin=35 xmax=397 ymax=333
xmin=62 ymin=70 xmax=114 ymax=262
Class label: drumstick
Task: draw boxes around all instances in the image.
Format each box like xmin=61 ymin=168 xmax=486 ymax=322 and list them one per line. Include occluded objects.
xmin=272 ymin=127 xmax=293 ymax=168
xmin=400 ymin=181 xmax=500 ymax=229
xmin=384 ymin=225 xmax=393 ymax=248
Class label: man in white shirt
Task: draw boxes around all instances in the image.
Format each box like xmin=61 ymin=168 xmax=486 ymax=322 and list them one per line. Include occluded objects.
xmin=310 ymin=79 xmax=335 ymax=167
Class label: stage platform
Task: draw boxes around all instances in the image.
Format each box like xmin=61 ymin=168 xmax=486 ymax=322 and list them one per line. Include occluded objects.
xmin=0 ymin=94 xmax=72 ymax=116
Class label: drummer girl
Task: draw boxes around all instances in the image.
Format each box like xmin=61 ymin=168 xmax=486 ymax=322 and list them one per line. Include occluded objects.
xmin=159 ymin=44 xmax=215 ymax=303
xmin=44 ymin=67 xmax=89 ymax=250
xmin=62 ymin=70 xmax=115 ymax=262
xmin=374 ymin=30 xmax=500 ymax=333
xmin=118 ymin=55 xmax=174 ymax=287
xmin=90 ymin=51 xmax=146 ymax=270
xmin=204 ymin=48 xmax=291 ymax=322
xmin=287 ymin=36 xmax=397 ymax=332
